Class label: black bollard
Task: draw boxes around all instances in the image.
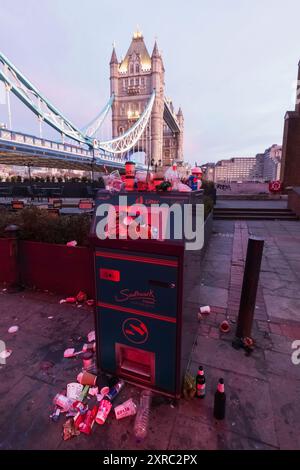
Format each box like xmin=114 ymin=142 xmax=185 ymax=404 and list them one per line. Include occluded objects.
xmin=232 ymin=236 xmax=264 ymax=349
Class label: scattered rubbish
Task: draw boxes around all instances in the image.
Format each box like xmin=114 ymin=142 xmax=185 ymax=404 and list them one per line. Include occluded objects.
xmin=199 ymin=305 xmax=211 ymax=314
xmin=2 ymin=288 xmax=7 ymax=292
xmin=243 ymin=337 xmax=255 ymax=354
xmin=76 ymin=291 xmax=87 ymax=303
xmin=83 ymin=342 xmax=96 ymax=353
xmin=83 ymin=360 xmax=97 ymax=374
xmin=243 ymin=337 xmax=254 ymax=347
xmin=66 ymin=240 xmax=77 ymax=247
xmin=95 ymin=396 xmax=112 ymax=425
xmin=87 ymin=330 xmax=95 ymax=343
xmin=78 ymin=405 xmax=98 ymax=434
xmin=67 ymin=383 xmax=84 ymax=401
xmin=60 ymin=297 xmax=76 ymax=304
xmin=77 ymin=371 xmax=97 ymax=386
xmin=0 ymin=349 xmax=12 ymax=360
xmin=50 ymin=407 xmax=61 ymax=422
xmin=219 ymin=320 xmax=231 ymax=333
xmin=114 ymin=399 xmax=137 ymax=420
xmin=78 ymin=385 xmax=90 ymax=402
xmin=63 ymin=348 xmax=83 ymax=358
xmin=63 ymin=418 xmax=80 ymax=440
xmin=72 ymin=401 xmax=88 ymax=416
xmin=134 ymin=390 xmax=152 ymax=441
xmin=183 ymin=372 xmax=196 ymax=399
xmin=48 ymin=316 xmax=54 ymax=320
xmin=86 ymin=299 xmax=95 ymax=307
xmin=213 ymin=378 xmax=226 ymax=420
xmin=100 ymin=386 xmax=110 ymax=396
xmin=106 ymin=380 xmax=125 ymax=401
xmin=77 ymin=305 xmax=83 ymax=308
xmin=82 ymin=352 xmax=94 ymax=369
xmin=88 ymin=386 xmax=98 ymax=397
xmin=8 ymin=325 xmax=19 ymax=334
xmin=196 ymin=366 xmax=206 ymax=399
xmin=53 ymin=394 xmax=76 ymax=412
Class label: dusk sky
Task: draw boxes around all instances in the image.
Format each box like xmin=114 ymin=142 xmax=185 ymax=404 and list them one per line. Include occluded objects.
xmin=1 ymin=0 xmax=300 ymax=164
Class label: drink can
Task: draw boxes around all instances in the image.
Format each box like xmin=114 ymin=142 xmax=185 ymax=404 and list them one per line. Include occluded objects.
xmin=106 ymin=380 xmax=125 ymax=401
xmin=95 ymin=398 xmax=112 ymax=425
xmin=114 ymin=399 xmax=137 ymax=420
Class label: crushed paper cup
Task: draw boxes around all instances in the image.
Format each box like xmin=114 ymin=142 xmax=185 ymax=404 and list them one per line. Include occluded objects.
xmin=0 ymin=349 xmax=12 ymax=360
xmin=88 ymin=386 xmax=99 ymax=396
xmin=64 ymin=348 xmax=83 ymax=358
xmin=87 ymin=330 xmax=95 ymax=343
xmin=199 ymin=306 xmax=211 ymax=314
xmin=59 ymin=299 xmax=66 ymax=304
xmin=219 ymin=320 xmax=231 ymax=333
xmin=76 ymin=291 xmax=87 ymax=303
xmin=66 ymin=240 xmax=77 ymax=247
xmin=100 ymin=386 xmax=109 ymax=396
xmin=8 ymin=325 xmax=19 ymax=334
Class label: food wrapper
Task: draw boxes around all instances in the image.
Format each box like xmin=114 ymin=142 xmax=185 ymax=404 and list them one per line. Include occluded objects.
xmin=63 ymin=418 xmax=80 ymax=441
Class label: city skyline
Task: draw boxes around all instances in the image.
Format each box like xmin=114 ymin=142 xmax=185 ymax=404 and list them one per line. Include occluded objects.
xmin=0 ymin=0 xmax=300 ymax=164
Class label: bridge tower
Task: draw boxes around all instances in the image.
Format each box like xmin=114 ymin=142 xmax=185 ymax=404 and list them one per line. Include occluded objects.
xmin=110 ymin=30 xmax=184 ymax=166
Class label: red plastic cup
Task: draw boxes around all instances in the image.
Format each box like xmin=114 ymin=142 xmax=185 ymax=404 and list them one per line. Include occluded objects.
xmin=125 ymin=175 xmax=135 ymax=191
xmin=125 ymin=161 xmax=136 ymax=176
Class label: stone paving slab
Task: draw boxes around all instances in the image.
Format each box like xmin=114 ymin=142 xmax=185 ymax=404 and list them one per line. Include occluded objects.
xmin=263 ymin=294 xmax=300 ymax=322
xmin=268 ymin=376 xmax=300 ymax=450
xmin=168 ymin=415 xmax=277 ymax=450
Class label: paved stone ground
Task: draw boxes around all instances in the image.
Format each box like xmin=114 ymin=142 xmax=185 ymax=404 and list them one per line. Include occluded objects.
xmin=0 ymin=218 xmax=300 ymax=450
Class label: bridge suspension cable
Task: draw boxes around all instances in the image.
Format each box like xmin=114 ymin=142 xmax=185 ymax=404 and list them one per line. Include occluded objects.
xmin=82 ymin=94 xmax=114 ymax=138
xmin=97 ymin=90 xmax=155 ymax=154
xmin=0 ymin=51 xmax=91 ymax=145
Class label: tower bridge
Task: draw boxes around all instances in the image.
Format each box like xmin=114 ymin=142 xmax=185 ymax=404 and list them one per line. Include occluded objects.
xmin=0 ymin=31 xmax=184 ymax=172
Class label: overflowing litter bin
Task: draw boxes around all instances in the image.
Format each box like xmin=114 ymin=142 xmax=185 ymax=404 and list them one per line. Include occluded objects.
xmin=90 ymin=189 xmax=204 ymax=398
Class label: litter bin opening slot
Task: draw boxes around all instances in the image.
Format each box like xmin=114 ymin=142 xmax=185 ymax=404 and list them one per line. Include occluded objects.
xmin=115 ymin=343 xmax=155 ymax=385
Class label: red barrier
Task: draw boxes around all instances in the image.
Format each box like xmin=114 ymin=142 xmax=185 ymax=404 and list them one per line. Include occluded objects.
xmin=19 ymin=241 xmax=95 ymax=297
xmin=0 ymin=238 xmax=17 ymax=284
xmin=0 ymin=240 xmax=96 ymax=297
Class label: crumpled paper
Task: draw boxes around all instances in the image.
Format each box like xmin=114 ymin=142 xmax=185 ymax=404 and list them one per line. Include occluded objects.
xmin=63 ymin=418 xmax=80 ymax=441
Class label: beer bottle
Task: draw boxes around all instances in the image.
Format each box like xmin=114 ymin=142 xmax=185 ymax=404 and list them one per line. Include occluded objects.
xmin=213 ymin=378 xmax=226 ymax=420
xmin=196 ymin=366 xmax=206 ymax=398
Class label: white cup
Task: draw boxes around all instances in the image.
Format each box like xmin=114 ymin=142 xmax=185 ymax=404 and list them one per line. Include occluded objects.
xmin=199 ymin=306 xmax=211 ymax=314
